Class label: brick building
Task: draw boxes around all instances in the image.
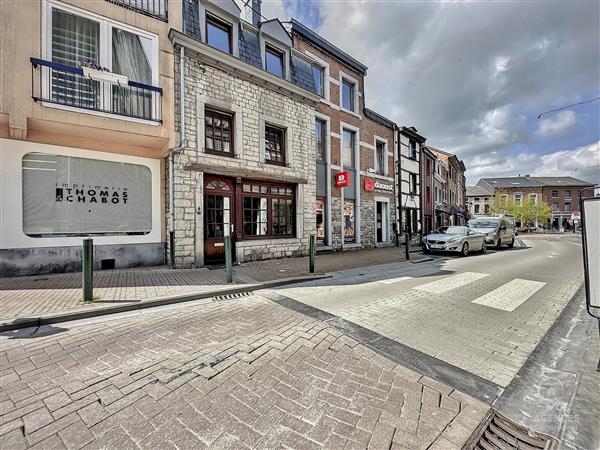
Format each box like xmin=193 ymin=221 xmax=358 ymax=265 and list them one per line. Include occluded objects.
xmin=420 ymin=146 xmax=436 ymax=235
xmin=290 ymin=19 xmax=397 ymax=251
xmin=477 ymin=176 xmax=594 ymax=230
xmin=428 ymin=147 xmax=468 ymax=226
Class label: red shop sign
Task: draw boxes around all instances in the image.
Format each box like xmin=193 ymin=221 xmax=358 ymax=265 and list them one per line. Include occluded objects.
xmin=335 ymin=171 xmax=350 ymax=188
xmin=364 ymin=178 xmax=375 ymax=192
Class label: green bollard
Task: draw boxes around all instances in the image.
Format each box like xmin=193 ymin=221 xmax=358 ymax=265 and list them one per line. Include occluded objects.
xmin=309 ymin=235 xmax=316 ymax=273
xmin=82 ymin=238 xmax=94 ymax=302
xmin=224 ymin=235 xmax=233 ymax=283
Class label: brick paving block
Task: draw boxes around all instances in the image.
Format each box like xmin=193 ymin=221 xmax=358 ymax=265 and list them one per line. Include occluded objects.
xmin=355 ymin=405 xmax=381 ymax=433
xmin=23 ymin=407 xmax=54 ymax=434
xmin=43 ymin=392 xmax=71 ymax=412
xmin=77 ymin=400 xmax=109 ymax=427
xmin=0 ymin=417 xmax=24 ymax=437
xmin=25 ymin=412 xmax=79 ymax=447
xmin=132 ymin=395 xmax=163 ymax=420
xmin=0 ymin=428 xmax=28 ymax=450
xmin=420 ymin=386 xmax=441 ymax=407
xmin=440 ymin=395 xmax=460 ymax=413
xmin=28 ymin=434 xmax=65 ymax=450
xmin=282 ymin=430 xmax=323 ymax=450
xmin=438 ymin=421 xmax=474 ymax=447
xmin=427 ymin=435 xmax=462 ymax=450
xmin=58 ymin=419 xmax=94 ymax=449
xmin=367 ymin=422 xmax=396 ymax=450
xmin=418 ymin=376 xmax=454 ymax=396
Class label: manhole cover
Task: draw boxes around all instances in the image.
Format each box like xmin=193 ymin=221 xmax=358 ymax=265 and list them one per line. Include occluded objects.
xmin=467 ymin=411 xmax=554 ymax=450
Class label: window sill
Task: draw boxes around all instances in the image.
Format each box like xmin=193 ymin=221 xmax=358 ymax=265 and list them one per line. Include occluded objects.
xmin=342 ymin=243 xmax=362 ymax=250
xmin=203 ymin=149 xmax=236 ymax=158
xmin=339 ymin=106 xmax=362 ymax=119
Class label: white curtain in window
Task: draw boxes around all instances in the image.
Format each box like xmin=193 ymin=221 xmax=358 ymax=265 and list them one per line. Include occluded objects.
xmin=112 ymin=28 xmax=153 ymax=119
xmin=52 ymin=9 xmax=99 ymax=108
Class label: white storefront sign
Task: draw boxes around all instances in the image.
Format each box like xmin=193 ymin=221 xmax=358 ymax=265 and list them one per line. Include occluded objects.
xmin=0 ymin=138 xmax=161 ymax=249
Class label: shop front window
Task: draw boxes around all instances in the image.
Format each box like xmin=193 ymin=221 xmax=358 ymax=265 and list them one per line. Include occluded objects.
xmin=241 ymin=181 xmax=295 ymax=238
xmin=344 ymin=200 xmax=356 ymax=243
xmin=243 ymin=197 xmax=268 ymax=236
xmin=316 ymin=198 xmax=326 ymax=242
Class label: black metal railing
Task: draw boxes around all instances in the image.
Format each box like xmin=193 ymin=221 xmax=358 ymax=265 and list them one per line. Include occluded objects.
xmin=31 ymin=58 xmax=162 ymax=123
xmin=106 ymin=0 xmax=168 ymax=21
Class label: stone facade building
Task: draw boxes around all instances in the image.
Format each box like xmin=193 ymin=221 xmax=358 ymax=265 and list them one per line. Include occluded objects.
xmin=290 ymin=19 xmax=397 ymax=251
xmin=466 ymin=185 xmax=492 ymax=216
xmin=169 ymin=0 xmax=320 ymax=267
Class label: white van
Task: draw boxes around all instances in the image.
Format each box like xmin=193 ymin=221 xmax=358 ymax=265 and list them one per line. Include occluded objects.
xmin=468 ymin=216 xmax=516 ymax=249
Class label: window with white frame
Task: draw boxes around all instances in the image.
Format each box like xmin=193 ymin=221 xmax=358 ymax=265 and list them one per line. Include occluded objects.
xmin=341 ymin=78 xmax=355 ymax=111
xmin=514 ymin=193 xmax=523 ymax=205
xmin=528 ymin=193 xmax=537 ymax=204
xmin=375 ymin=141 xmax=386 ymax=175
xmin=409 ymin=173 xmax=417 ymax=194
xmin=206 ymin=14 xmax=232 ymax=54
xmin=342 ymin=129 xmax=356 ymax=168
xmin=312 ymin=63 xmax=324 ymax=97
xmin=46 ymin=2 xmax=158 ymax=120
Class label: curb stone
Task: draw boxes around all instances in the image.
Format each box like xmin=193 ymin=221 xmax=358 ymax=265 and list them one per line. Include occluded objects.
xmin=0 ymin=273 xmax=331 ymax=333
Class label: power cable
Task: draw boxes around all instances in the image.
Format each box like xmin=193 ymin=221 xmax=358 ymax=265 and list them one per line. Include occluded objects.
xmin=537 ymin=96 xmax=600 ymax=119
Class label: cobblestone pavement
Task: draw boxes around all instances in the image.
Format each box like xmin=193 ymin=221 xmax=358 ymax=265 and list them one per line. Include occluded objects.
xmin=0 ymin=247 xmax=415 ymax=322
xmin=278 ymin=237 xmax=584 ymax=388
xmin=0 ymin=266 xmax=240 ymax=320
xmin=0 ymin=295 xmax=488 ymax=449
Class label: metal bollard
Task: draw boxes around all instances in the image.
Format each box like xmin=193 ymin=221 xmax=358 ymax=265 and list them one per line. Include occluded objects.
xmin=224 ymin=234 xmax=233 ymax=283
xmin=404 ymin=232 xmax=410 ymax=261
xmin=309 ymin=235 xmax=316 ymax=273
xmin=82 ymin=238 xmax=94 ymax=302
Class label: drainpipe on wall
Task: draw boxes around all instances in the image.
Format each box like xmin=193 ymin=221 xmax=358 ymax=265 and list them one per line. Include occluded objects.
xmin=168 ymin=45 xmax=186 ymax=268
xmin=395 ymin=125 xmax=402 ymax=247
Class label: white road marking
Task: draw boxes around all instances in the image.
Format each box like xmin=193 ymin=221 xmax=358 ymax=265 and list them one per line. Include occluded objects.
xmin=413 ymin=272 xmax=489 ymax=293
xmin=471 ymin=279 xmax=546 ymax=312
xmin=378 ymin=276 xmax=412 ymax=285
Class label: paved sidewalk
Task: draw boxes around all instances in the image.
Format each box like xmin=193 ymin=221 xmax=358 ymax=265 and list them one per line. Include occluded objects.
xmin=0 ymin=247 xmax=415 ymax=322
xmin=0 ymin=294 xmax=488 ymax=449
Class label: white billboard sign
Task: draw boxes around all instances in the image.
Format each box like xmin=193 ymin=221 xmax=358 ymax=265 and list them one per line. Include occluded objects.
xmin=22 ymin=153 xmax=152 ymax=236
xmin=581 ymin=197 xmax=600 ymax=314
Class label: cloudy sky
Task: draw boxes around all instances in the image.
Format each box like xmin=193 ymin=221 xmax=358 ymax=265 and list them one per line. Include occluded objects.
xmin=259 ymin=0 xmax=600 ymax=186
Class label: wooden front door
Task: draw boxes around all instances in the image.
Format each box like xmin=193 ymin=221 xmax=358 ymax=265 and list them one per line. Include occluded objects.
xmin=204 ymin=176 xmax=234 ymax=263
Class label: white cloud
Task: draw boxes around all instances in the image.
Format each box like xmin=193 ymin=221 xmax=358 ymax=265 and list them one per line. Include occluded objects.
xmin=466 ymin=140 xmax=600 ymax=185
xmin=536 ymin=110 xmax=577 ymax=137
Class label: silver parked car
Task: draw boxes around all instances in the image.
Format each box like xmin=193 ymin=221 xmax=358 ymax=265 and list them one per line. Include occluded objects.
xmin=468 ymin=216 xmax=516 ymax=249
xmin=422 ymin=226 xmax=486 ymax=256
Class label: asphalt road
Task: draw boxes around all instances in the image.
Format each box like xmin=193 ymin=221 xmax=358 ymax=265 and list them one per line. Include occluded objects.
xmin=276 ymin=235 xmax=585 ymax=389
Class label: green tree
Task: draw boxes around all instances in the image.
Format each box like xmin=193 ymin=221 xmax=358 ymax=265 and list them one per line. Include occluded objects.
xmin=533 ymin=201 xmax=552 ymax=225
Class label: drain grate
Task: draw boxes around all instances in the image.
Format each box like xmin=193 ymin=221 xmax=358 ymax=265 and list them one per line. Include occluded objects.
xmin=212 ymin=292 xmax=253 ymax=302
xmin=468 ymin=411 xmax=554 ymax=450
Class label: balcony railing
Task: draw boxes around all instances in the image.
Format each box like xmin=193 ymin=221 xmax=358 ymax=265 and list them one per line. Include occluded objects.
xmin=106 ymin=0 xmax=168 ymax=21
xmin=31 ymin=58 xmax=162 ymax=123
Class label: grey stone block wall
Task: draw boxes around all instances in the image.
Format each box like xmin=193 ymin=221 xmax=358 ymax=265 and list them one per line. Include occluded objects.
xmin=171 ymin=52 xmax=317 ymax=266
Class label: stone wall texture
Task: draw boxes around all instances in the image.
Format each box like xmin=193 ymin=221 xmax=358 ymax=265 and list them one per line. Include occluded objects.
xmin=170 ymin=51 xmax=317 ymax=266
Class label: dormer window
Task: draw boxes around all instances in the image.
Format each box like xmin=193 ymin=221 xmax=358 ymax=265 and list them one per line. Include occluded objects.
xmin=265 ymin=44 xmax=284 ymax=78
xmin=206 ymin=14 xmax=232 ymax=54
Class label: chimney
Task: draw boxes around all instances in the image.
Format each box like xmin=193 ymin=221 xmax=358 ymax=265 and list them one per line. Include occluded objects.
xmin=245 ymin=0 xmax=262 ymax=27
